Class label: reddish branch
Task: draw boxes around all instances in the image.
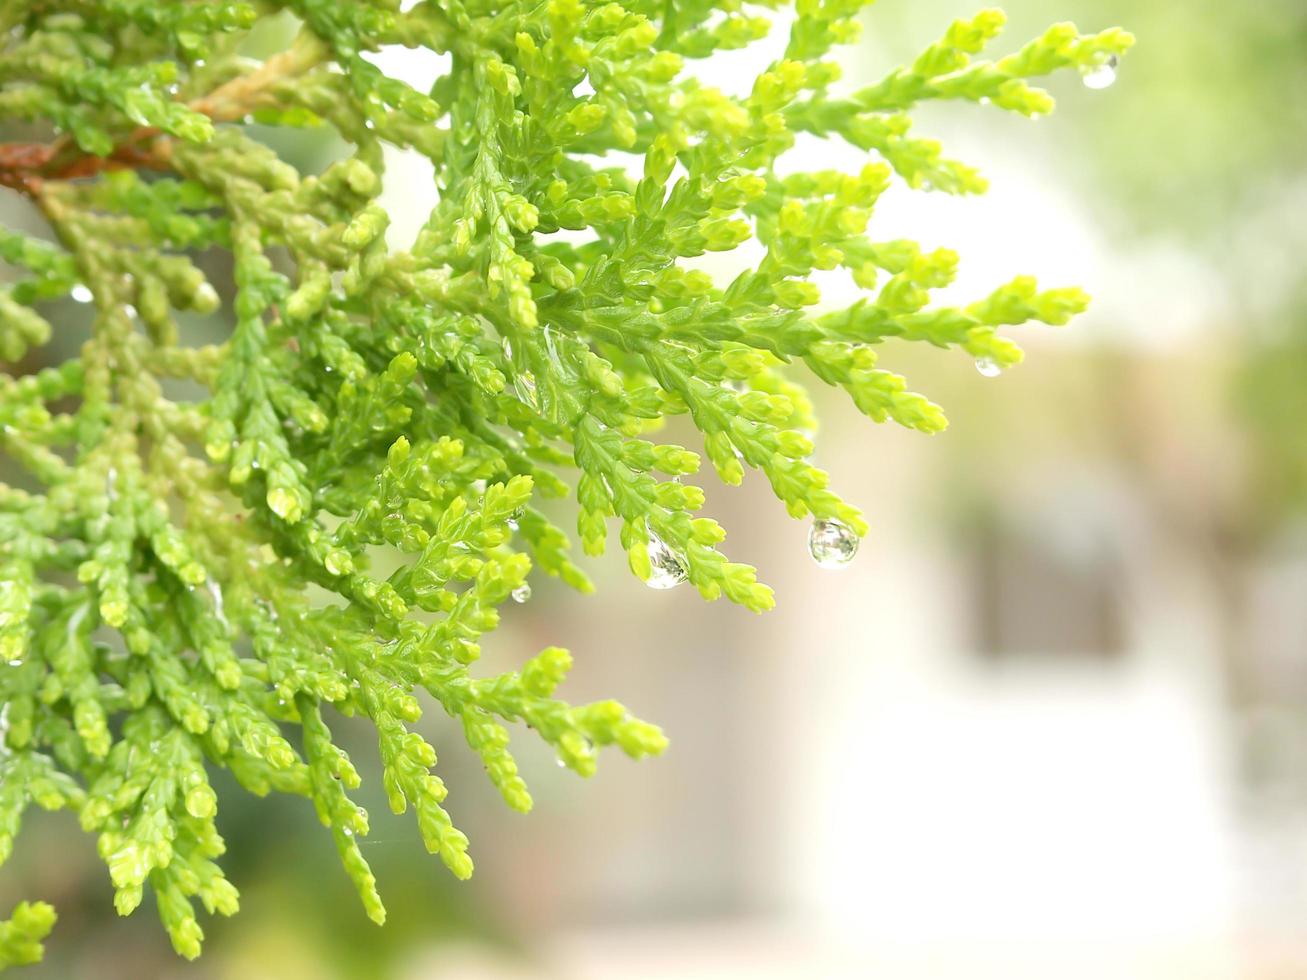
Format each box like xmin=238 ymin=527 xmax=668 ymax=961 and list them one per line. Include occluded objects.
xmin=0 ymin=36 xmax=327 ymax=198
xmin=0 ymin=134 xmax=169 ymax=196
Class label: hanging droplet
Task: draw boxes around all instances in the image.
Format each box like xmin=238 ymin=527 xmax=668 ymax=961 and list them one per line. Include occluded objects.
xmin=974 ymin=356 xmax=1003 ymax=378
xmin=70 ymin=284 xmax=93 ymax=304
xmin=506 ymin=506 xmax=525 ymax=531
xmin=1081 ymin=55 xmax=1118 ymax=91
xmin=645 ymin=532 xmax=688 ymax=590
xmin=808 ymin=519 xmax=858 ymax=569
xmin=511 ymin=582 xmax=532 ymax=604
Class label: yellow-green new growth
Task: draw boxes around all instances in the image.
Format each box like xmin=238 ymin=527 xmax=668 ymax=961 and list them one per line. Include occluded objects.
xmin=0 ymin=903 xmax=55 ymax=971
xmin=0 ymin=0 xmax=1131 ymax=967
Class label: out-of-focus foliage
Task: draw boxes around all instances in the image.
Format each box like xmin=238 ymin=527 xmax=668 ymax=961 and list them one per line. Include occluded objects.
xmin=975 ymin=0 xmax=1307 ymax=532
xmin=0 ymin=903 xmax=54 ymax=970
xmin=0 ymin=0 xmax=1129 ymax=966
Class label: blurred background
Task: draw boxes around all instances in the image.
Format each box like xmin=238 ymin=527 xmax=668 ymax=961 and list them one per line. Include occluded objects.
xmin=3 ymin=1 xmax=1307 ymax=977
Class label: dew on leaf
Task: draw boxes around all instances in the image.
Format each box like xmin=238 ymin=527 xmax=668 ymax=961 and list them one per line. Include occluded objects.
xmin=1081 ymin=55 xmax=1118 ymax=90
xmin=808 ymin=518 xmax=858 ymax=569
xmin=645 ymin=532 xmax=689 ymax=590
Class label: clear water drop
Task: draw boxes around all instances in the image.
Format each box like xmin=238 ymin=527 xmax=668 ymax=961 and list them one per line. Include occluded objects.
xmin=645 ymin=532 xmax=688 ymax=590
xmin=974 ymin=356 xmax=1003 ymax=378
xmin=511 ymin=582 xmax=531 ymax=604
xmin=70 ymin=284 xmax=93 ymax=304
xmin=1081 ymin=55 xmax=1118 ymax=90
xmin=808 ymin=519 xmax=858 ymax=569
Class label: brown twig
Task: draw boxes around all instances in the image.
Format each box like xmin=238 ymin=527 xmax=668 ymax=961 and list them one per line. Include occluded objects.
xmin=0 ymin=33 xmax=328 ymax=197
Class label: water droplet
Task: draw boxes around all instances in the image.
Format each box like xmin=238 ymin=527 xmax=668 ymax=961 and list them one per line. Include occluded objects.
xmin=808 ymin=519 xmax=858 ymax=569
xmin=7 ymin=659 xmax=21 ymax=668
xmin=70 ymin=284 xmax=93 ymax=303
xmin=974 ymin=356 xmax=1003 ymax=378
xmin=645 ymin=532 xmax=688 ymax=590
xmin=511 ymin=582 xmax=531 ymax=603
xmin=343 ymin=827 xmax=354 ymax=837
xmin=556 ymin=757 xmax=568 ymax=768
xmin=506 ymin=506 xmax=524 ymax=531
xmin=1081 ymin=55 xmax=1118 ymax=91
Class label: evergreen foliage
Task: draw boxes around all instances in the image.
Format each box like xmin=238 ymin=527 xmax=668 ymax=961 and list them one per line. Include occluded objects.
xmin=0 ymin=0 xmax=1130 ymax=965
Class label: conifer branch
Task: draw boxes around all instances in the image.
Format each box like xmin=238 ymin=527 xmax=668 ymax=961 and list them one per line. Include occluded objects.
xmin=0 ymin=1 xmax=1131 ymax=966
